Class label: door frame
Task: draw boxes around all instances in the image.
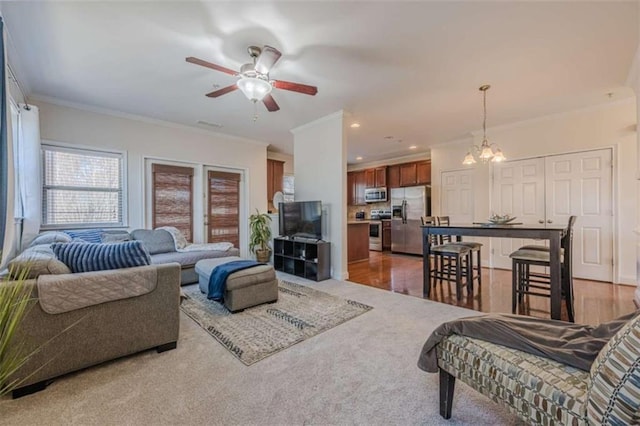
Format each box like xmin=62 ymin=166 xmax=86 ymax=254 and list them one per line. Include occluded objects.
xmin=489 ymin=146 xmax=616 ymax=283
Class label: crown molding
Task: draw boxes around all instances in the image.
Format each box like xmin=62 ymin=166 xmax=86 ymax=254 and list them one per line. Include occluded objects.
xmin=30 ymin=94 xmax=270 ymax=148
xmin=290 ymin=110 xmax=346 ymax=135
xmin=469 ymin=96 xmax=635 ymax=138
xmin=348 ymin=151 xmax=431 ymax=171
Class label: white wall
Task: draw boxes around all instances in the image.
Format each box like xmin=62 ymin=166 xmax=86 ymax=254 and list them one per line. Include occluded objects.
xmin=292 ymin=111 xmax=348 ymax=280
xmin=33 ymin=99 xmax=268 ymax=256
xmin=431 ymin=100 xmax=637 ymax=284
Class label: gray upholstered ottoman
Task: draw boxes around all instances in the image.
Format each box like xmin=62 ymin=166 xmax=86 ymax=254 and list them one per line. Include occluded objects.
xmin=195 ymin=257 xmax=278 ymax=312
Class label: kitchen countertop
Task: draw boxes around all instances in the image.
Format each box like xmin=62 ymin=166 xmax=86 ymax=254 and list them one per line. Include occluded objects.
xmin=348 ymin=220 xmax=370 ymax=225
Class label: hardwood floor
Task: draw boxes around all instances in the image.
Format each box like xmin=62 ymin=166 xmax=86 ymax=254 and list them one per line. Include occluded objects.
xmin=347 ymin=251 xmax=636 ymax=325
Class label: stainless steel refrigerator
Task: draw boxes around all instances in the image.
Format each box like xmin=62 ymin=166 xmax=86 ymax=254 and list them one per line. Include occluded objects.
xmin=391 ymin=186 xmax=430 ymax=255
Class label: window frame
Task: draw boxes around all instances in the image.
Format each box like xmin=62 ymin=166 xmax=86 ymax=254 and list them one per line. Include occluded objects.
xmin=41 ymin=142 xmax=128 ymax=230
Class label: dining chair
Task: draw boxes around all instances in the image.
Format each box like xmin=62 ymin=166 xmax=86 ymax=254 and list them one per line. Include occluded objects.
xmin=509 ymin=216 xmax=576 ymax=322
xmin=421 ymin=216 xmax=471 ymax=301
xmin=436 ymin=216 xmax=482 ymax=294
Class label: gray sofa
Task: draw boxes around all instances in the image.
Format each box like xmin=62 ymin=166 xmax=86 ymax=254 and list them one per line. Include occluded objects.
xmin=129 ymin=229 xmax=240 ymax=285
xmin=6 ymin=262 xmax=181 ymax=398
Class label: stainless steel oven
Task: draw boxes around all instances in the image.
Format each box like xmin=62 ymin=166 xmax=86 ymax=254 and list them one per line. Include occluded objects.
xmin=369 ymin=221 xmax=382 ymax=251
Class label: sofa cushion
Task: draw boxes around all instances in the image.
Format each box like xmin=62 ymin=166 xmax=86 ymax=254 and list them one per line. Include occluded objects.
xmin=51 ymin=241 xmax=151 ymax=273
xmin=29 ymin=231 xmax=73 ymax=247
xmin=587 ymin=313 xmax=640 ymax=424
xmin=131 ymin=229 xmax=175 ymax=254
xmin=8 ymin=244 xmax=72 ymax=279
xmin=63 ymin=229 xmax=104 ymax=243
xmin=101 ymin=230 xmax=131 ymax=243
xmin=150 ymin=247 xmax=240 ymax=267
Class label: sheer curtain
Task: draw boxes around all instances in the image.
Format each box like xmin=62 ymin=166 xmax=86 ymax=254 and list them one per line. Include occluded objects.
xmin=0 ymin=16 xmax=13 ymax=268
xmin=15 ymin=104 xmax=41 ymax=249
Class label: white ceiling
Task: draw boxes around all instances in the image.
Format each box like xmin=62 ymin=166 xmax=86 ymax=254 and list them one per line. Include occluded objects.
xmin=3 ymin=1 xmax=638 ymax=163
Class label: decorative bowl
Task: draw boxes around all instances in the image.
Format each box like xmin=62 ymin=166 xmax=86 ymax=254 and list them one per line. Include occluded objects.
xmin=488 ymin=215 xmax=517 ymax=224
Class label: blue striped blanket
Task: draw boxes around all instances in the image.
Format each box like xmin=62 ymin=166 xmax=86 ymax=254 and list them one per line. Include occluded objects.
xmin=208 ymin=260 xmax=264 ymax=301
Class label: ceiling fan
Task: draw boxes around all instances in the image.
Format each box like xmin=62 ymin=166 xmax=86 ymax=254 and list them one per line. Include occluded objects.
xmin=186 ymin=45 xmax=318 ymax=112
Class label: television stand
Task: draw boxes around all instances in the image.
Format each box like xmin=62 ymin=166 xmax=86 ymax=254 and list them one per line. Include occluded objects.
xmin=273 ymin=237 xmax=331 ymax=281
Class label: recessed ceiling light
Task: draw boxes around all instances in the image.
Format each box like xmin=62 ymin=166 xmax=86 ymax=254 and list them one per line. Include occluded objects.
xmin=350 ymin=123 xmax=361 ymax=128
xmin=409 ymin=145 xmax=417 ymax=150
xmin=356 ymin=156 xmax=363 ymax=161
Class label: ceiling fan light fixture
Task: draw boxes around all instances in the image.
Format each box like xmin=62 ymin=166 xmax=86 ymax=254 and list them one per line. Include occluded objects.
xmin=237 ymin=77 xmax=272 ymax=102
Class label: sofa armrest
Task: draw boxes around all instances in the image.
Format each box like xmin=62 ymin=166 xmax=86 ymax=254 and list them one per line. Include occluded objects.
xmin=7 ymin=263 xmax=181 ymax=389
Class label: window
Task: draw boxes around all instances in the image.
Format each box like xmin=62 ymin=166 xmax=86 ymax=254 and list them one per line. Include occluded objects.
xmin=151 ymin=163 xmax=194 ymax=242
xmin=42 ymin=145 xmax=125 ymax=228
xmin=283 ymin=174 xmax=295 ymax=202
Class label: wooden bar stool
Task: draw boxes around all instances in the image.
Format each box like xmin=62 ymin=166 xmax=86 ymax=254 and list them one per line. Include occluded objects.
xmin=509 ymin=216 xmax=576 ymax=322
xmin=436 ymin=216 xmax=482 ymax=294
xmin=422 ymin=216 xmax=471 ymax=301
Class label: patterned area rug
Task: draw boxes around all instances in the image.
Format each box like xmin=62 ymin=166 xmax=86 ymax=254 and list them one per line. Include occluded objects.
xmin=180 ymin=280 xmax=373 ymax=365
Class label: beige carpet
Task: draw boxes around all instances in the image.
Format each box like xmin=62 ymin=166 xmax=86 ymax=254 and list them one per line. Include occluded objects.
xmin=0 ymin=274 xmax=518 ymax=425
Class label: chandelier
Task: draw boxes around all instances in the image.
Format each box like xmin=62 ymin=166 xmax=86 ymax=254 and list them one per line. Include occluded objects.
xmin=462 ymin=84 xmax=506 ymax=165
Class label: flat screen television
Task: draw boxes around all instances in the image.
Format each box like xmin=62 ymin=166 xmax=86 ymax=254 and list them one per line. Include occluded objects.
xmin=278 ymin=201 xmax=322 ymax=240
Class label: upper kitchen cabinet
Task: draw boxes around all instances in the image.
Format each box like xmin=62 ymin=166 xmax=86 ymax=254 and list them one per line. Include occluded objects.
xmin=416 ymin=161 xmax=431 ymax=185
xmin=374 ymin=166 xmax=387 ymax=187
xmin=347 ymin=171 xmax=355 ymax=206
xmin=347 ymin=170 xmax=367 ymax=205
xmin=364 ymin=168 xmax=376 ymax=188
xmin=399 ymin=163 xmax=417 ymax=187
xmin=399 ymin=160 xmax=431 ymax=187
xmin=388 ymin=165 xmax=400 ymax=188
xmin=362 ymin=166 xmax=387 ymax=189
xmin=267 ymin=159 xmax=284 ymax=211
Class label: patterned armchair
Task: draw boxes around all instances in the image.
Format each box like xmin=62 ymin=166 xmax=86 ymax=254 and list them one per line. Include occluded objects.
xmin=437 ymin=313 xmax=640 ymax=424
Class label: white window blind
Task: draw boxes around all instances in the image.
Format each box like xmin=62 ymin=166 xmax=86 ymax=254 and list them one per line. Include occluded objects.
xmin=42 ymin=145 xmax=125 ymax=228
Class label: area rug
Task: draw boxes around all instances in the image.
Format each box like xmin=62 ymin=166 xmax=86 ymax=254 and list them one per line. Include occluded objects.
xmin=180 ymin=280 xmax=373 ymax=365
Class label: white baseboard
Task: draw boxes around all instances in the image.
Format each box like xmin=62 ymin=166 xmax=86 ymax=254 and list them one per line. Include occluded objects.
xmin=616 ymin=275 xmax=636 ymax=286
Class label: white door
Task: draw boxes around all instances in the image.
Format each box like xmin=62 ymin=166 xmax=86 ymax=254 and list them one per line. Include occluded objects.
xmin=441 ymin=169 xmax=473 ymax=224
xmin=491 ymin=157 xmax=546 ymax=269
xmin=545 ymin=149 xmax=613 ymax=281
xmin=490 ymin=149 xmax=614 ymax=282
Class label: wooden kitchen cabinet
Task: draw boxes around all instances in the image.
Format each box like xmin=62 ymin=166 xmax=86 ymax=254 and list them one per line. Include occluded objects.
xmin=267 ymin=159 xmax=284 ymax=211
xmin=399 ymin=163 xmax=417 ymax=187
xmin=416 ymin=161 xmax=431 ymax=184
xmin=382 ymin=220 xmax=391 ymax=251
xmin=374 ymin=166 xmax=387 ymax=187
xmin=364 ymin=169 xmax=376 ymax=188
xmin=347 ymin=172 xmax=355 ymax=206
xmin=354 ymin=170 xmax=367 ymax=205
xmin=387 ymin=165 xmax=400 ymax=188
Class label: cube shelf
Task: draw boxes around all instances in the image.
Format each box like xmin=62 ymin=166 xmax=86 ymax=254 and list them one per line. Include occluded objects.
xmin=272 ymin=237 xmax=331 ymax=282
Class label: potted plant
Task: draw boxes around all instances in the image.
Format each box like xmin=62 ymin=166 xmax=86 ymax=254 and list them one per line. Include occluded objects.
xmin=0 ymin=265 xmax=34 ymax=396
xmin=249 ymin=210 xmax=272 ymax=263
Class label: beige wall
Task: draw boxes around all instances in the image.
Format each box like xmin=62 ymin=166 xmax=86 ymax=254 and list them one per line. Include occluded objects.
xmin=431 ymin=99 xmax=637 ymax=284
xmin=33 ymin=99 xmax=268 ymax=255
xmin=293 ymin=111 xmax=348 ymax=280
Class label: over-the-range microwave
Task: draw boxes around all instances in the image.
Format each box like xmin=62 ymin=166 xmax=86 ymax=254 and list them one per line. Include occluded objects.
xmin=364 ymin=187 xmax=387 ymax=203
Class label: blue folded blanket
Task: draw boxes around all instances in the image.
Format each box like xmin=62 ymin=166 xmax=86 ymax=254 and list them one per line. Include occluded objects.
xmin=208 ymin=260 xmax=264 ymax=301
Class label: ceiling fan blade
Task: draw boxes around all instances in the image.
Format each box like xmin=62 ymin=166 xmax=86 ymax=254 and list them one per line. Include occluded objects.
xmin=186 ymin=56 xmax=238 ymax=76
xmin=206 ymin=84 xmax=238 ymax=98
xmin=262 ymin=94 xmax=280 ymax=112
xmin=273 ymin=80 xmax=318 ymax=96
xmin=254 ymin=45 xmax=282 ymax=74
